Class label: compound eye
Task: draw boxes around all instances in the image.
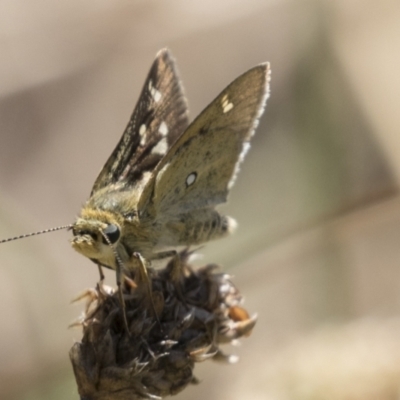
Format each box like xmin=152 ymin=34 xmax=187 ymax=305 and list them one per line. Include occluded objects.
xmin=102 ymin=224 xmax=120 ymax=245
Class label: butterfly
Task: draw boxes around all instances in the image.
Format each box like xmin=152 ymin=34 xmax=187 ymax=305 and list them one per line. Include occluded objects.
xmin=71 ymin=49 xmax=270 ymax=273
xmin=1 ymin=49 xmax=270 ymax=304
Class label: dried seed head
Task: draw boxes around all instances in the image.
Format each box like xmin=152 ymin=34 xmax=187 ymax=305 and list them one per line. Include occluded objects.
xmin=69 ymin=250 xmax=257 ymax=400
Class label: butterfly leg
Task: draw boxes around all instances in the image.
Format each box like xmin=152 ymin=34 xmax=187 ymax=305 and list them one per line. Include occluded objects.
xmin=115 ymin=261 xmax=130 ymax=335
xmin=95 ymin=263 xmax=110 ymax=300
xmin=132 ymin=252 xmax=161 ymax=327
xmin=97 ymin=264 xmax=105 ymax=281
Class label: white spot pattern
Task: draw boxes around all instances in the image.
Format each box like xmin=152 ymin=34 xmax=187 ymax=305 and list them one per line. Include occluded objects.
xmin=151 ymin=137 xmax=168 ymax=155
xmin=139 ymin=124 xmax=146 ymax=136
xmin=139 ymin=124 xmax=147 ymax=145
xmin=152 ymin=88 xmax=162 ymax=102
xmin=221 ymin=94 xmax=234 ymax=113
xmin=148 ymin=79 xmax=162 ymax=102
xmin=158 ymin=121 xmax=168 ymax=136
xmin=186 ymin=172 xmax=197 ymax=187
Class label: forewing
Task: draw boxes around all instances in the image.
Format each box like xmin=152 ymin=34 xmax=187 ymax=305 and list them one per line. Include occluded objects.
xmin=139 ymin=63 xmax=271 ymax=216
xmin=91 ymin=48 xmax=189 ymax=195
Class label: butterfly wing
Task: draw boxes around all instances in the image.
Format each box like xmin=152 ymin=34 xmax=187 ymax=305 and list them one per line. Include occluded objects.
xmin=139 ymin=63 xmax=271 ymax=217
xmin=91 ymin=49 xmax=189 ymax=195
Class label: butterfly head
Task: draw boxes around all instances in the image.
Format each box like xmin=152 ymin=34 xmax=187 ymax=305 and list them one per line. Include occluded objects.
xmin=71 ymin=208 xmax=123 ymax=264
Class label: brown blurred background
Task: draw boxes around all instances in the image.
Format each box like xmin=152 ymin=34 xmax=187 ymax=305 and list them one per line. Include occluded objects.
xmin=0 ymin=0 xmax=400 ymax=399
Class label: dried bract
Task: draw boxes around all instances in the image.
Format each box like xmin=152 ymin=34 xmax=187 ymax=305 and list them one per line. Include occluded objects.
xmin=69 ymin=251 xmax=256 ymax=400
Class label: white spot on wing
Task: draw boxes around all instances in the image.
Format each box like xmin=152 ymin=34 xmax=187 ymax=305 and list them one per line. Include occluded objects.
xmin=148 ymin=80 xmax=162 ymax=102
xmin=139 ymin=124 xmax=147 ymax=145
xmin=152 ymin=88 xmax=162 ymax=102
xmin=158 ymin=121 xmax=168 ymax=136
xmin=186 ymin=172 xmax=197 ymax=187
xmin=223 ymin=103 xmax=233 ymax=113
xmin=151 ymin=137 xmax=168 ymax=155
xmin=137 ymin=171 xmax=152 ymax=190
xmin=221 ymin=94 xmax=234 ymax=113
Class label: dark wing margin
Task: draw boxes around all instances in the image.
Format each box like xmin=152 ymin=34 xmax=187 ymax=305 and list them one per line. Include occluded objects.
xmin=138 ymin=62 xmax=271 ymax=216
xmin=90 ymin=48 xmax=189 ymax=195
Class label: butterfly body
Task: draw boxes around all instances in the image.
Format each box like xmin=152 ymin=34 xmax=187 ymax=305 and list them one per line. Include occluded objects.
xmin=72 ymin=184 xmax=235 ymax=270
xmin=71 ymin=49 xmax=270 ymax=272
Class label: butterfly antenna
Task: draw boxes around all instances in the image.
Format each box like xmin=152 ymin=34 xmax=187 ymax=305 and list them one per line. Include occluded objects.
xmin=0 ymin=224 xmax=73 ymax=244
